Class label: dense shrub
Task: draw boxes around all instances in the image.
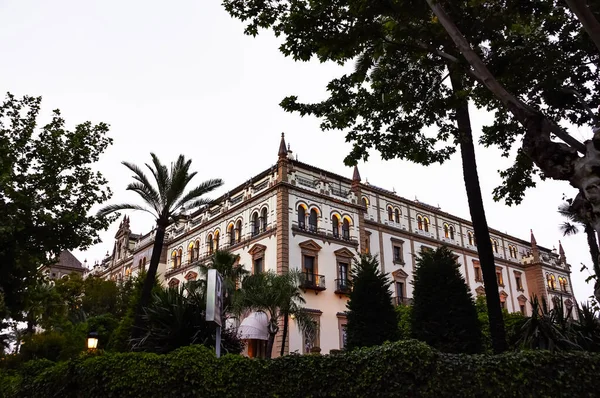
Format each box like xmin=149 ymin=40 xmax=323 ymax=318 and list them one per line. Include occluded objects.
xmin=1 ymin=341 xmax=599 ymax=398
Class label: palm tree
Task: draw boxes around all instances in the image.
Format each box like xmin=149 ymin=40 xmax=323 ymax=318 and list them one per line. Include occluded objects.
xmin=97 ymin=154 xmax=223 ymax=339
xmin=558 ymin=199 xmax=600 ymax=301
xmin=234 ymin=271 xmax=316 ymax=358
xmin=200 ymin=250 xmax=249 ymax=316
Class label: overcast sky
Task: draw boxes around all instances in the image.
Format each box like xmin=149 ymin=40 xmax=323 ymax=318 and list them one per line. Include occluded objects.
xmin=1 ymin=1 xmax=596 ymax=301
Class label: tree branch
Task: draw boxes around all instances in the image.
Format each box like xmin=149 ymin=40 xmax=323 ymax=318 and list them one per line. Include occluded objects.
xmin=425 ymin=0 xmax=587 ymax=154
xmin=565 ymin=0 xmax=600 ymax=54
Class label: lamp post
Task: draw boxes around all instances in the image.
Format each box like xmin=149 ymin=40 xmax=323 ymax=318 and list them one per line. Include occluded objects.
xmin=87 ymin=331 xmax=99 ymax=351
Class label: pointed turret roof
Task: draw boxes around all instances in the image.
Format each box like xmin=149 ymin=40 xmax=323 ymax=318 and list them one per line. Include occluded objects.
xmin=559 ymin=240 xmax=565 ymax=256
xmin=530 ymin=229 xmax=537 ymax=247
xmin=352 ymin=165 xmax=361 ymax=182
xmin=278 ymin=133 xmax=288 ymax=158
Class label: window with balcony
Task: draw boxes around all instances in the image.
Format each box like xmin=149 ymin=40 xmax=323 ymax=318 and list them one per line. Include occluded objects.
xmin=395 ymin=281 xmax=405 ymax=305
xmin=304 ymin=256 xmax=315 ymax=280
xmin=394 ymin=208 xmax=401 ymax=223
xmin=334 ymin=247 xmax=354 ymax=294
xmin=248 ymin=243 xmax=266 ymax=275
xmin=299 ymin=240 xmax=324 ymax=291
xmin=298 ymin=205 xmax=306 ymax=229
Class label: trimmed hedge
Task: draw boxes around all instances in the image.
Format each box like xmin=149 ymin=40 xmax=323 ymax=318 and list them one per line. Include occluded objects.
xmin=1 ymin=341 xmax=599 ymax=398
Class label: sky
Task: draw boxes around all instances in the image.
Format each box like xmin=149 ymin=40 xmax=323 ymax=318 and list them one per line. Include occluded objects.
xmin=0 ymin=1 xmax=596 ymax=301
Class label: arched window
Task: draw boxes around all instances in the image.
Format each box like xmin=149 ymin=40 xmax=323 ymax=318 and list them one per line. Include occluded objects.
xmin=417 ymin=215 xmax=423 ymax=231
xmin=449 ymin=226 xmax=455 ymax=240
xmin=492 ymin=239 xmax=499 ymax=253
xmin=188 ymin=242 xmax=195 ymax=263
xmin=171 ymin=250 xmax=178 ymax=269
xmin=342 ymin=218 xmax=351 ymax=240
xmin=261 ymin=208 xmax=268 ymax=232
xmin=194 ymin=241 xmax=199 ymax=260
xmin=252 ymin=212 xmax=260 ymax=236
xmin=559 ymin=277 xmax=568 ymax=292
xmin=214 ymin=231 xmax=220 ymax=250
xmin=125 ymin=265 xmax=132 ymax=278
xmin=509 ymin=245 xmax=517 ymax=258
xmin=423 ymin=217 xmax=430 ymax=232
xmin=332 ymin=215 xmax=340 ymax=238
xmin=547 ymin=274 xmax=556 ymax=290
xmin=444 ymin=223 xmax=449 ymax=238
xmin=142 ymin=257 xmax=147 ymax=272
xmin=394 ymin=208 xmax=400 ymax=223
xmin=177 ymin=248 xmax=182 ymax=266
xmin=362 ymin=197 xmax=369 ymax=209
xmin=309 ymin=209 xmax=318 ymax=232
xmin=228 ymin=223 xmax=235 ymax=245
xmin=298 ymin=205 xmax=306 ymax=229
xmin=388 ymin=207 xmax=393 ymax=221
xmin=467 ymin=231 xmax=474 ymax=246
xmin=207 ymin=234 xmax=214 ymax=255
xmin=236 ymin=219 xmax=243 ymax=242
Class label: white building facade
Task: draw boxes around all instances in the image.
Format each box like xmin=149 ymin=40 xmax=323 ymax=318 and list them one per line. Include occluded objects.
xmin=87 ymin=134 xmax=577 ymax=356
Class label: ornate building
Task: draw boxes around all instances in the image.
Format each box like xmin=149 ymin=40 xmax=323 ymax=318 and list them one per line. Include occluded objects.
xmin=41 ymin=250 xmax=85 ymax=280
xmin=87 ymin=134 xmax=577 ymax=356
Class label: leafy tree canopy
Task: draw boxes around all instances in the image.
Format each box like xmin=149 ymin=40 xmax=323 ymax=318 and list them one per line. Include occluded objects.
xmin=224 ymin=0 xmax=598 ymax=205
xmin=0 ymin=93 xmax=115 ymax=316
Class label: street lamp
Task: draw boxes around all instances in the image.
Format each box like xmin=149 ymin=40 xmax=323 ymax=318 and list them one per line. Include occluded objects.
xmin=87 ymin=332 xmax=99 ymax=351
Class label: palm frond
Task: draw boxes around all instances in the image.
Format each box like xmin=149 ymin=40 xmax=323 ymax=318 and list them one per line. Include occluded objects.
xmin=126 ymin=182 xmax=162 ymax=214
xmin=174 ymin=179 xmax=224 ymax=211
xmin=122 ymin=161 xmax=161 ymax=206
xmin=560 ymin=221 xmax=579 ymax=236
xmin=96 ymin=203 xmax=157 ymax=218
xmin=148 ymin=153 xmax=171 ymax=204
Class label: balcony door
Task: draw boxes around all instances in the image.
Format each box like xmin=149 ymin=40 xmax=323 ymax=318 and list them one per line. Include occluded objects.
xmin=304 ymin=256 xmax=315 ymax=284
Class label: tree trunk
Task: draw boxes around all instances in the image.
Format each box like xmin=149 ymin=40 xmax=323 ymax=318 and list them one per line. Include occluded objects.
xmin=131 ymin=223 xmax=166 ymax=340
xmin=266 ymin=332 xmax=276 ymax=359
xmin=584 ymin=224 xmax=600 ymax=302
xmin=565 ymin=0 xmax=600 ymax=54
xmin=280 ymin=312 xmax=289 ymax=357
xmin=450 ymin=70 xmax=508 ymax=353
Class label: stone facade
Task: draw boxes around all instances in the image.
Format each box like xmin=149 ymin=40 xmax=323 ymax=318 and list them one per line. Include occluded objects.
xmin=87 ymin=134 xmax=577 ymax=356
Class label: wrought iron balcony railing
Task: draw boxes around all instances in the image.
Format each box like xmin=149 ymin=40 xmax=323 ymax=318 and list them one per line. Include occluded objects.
xmin=299 ymin=272 xmax=326 ymax=291
xmin=334 ymin=279 xmax=351 ymax=294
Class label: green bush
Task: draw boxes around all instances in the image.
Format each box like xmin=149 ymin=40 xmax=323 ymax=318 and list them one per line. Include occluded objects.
xmin=2 ymin=340 xmax=599 ymax=398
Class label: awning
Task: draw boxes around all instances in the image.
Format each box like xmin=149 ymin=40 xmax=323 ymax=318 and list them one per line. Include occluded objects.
xmin=238 ymin=311 xmax=269 ymax=341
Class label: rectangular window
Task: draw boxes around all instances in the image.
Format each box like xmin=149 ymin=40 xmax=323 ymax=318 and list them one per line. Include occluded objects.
xmin=515 ymin=275 xmax=523 ymax=291
xmin=520 ymin=304 xmax=526 ymax=315
xmin=500 ymin=301 xmax=506 ymax=310
xmin=253 ymin=257 xmax=263 ymax=274
xmin=395 ymin=281 xmax=404 ymax=305
xmin=338 ymin=262 xmax=348 ymax=282
xmin=474 ymin=266 xmax=482 ymax=282
xmin=303 ymin=317 xmax=320 ymax=354
xmin=393 ymin=246 xmax=402 ymax=262
xmin=496 ymin=270 xmax=504 ymax=286
xmin=304 ymin=256 xmax=315 ymax=274
xmin=340 ymin=324 xmax=347 ymax=349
